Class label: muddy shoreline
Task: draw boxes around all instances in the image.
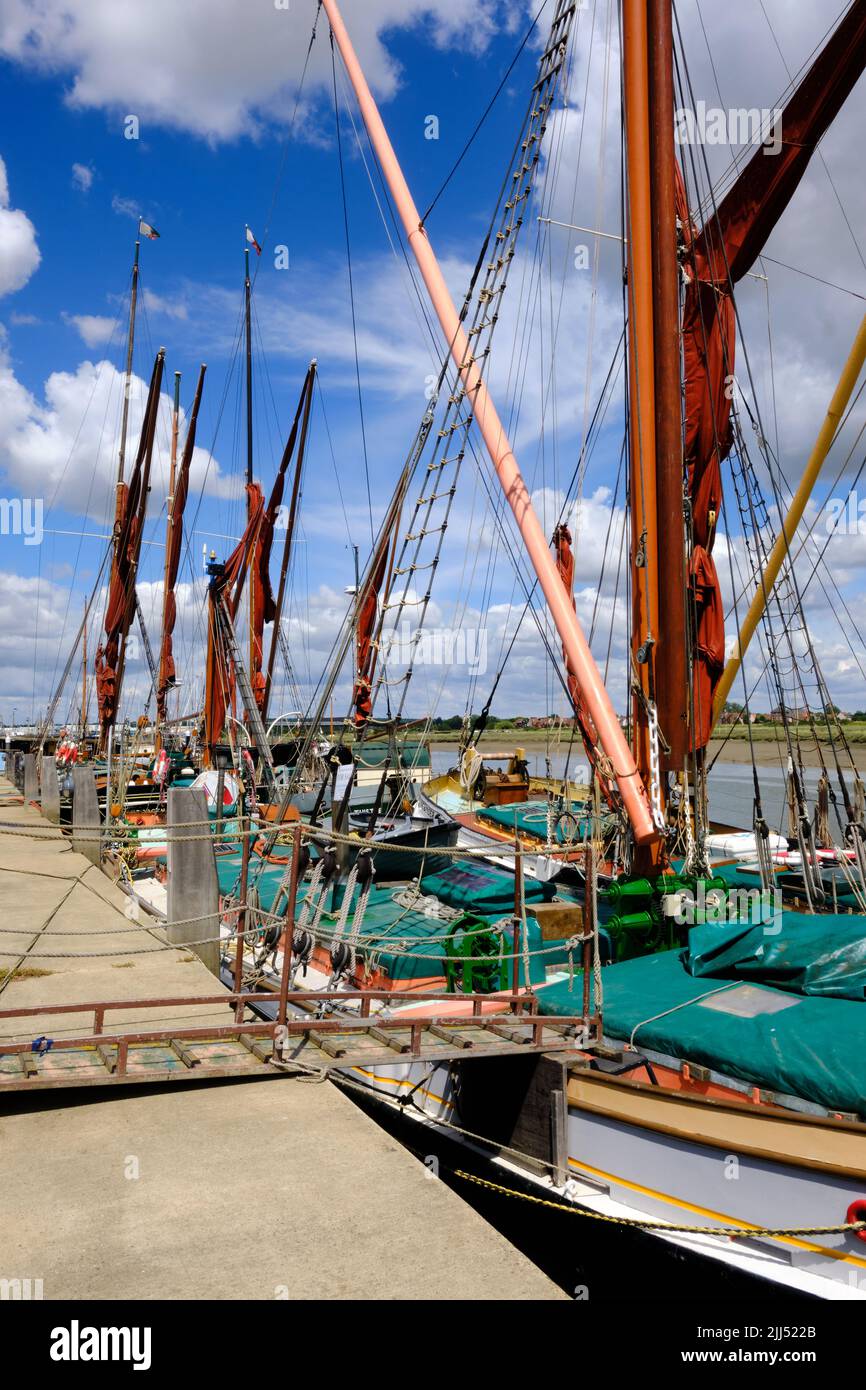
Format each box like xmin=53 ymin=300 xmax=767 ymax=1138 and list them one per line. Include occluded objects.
xmin=431 ymin=734 xmax=866 ymax=771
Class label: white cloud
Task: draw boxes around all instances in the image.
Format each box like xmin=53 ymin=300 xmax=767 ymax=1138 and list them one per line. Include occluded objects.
xmin=0 ymin=0 xmax=520 ymax=143
xmin=62 ymin=312 xmax=117 ymax=347
xmin=0 ymin=336 xmax=234 ymax=522
xmin=111 ymin=194 xmax=140 ymax=220
xmin=142 ymin=289 xmax=188 ymax=321
xmin=71 ymin=162 xmax=93 ymax=192
xmin=0 ymin=154 xmax=40 ymax=297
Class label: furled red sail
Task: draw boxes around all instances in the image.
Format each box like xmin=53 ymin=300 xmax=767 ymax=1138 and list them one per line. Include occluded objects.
xmin=203 ymin=483 xmax=265 ymax=754
xmin=351 ymin=477 xmax=409 ymax=728
xmin=352 ymin=527 xmax=393 ymax=727
xmin=680 ymin=0 xmax=866 ymax=748
xmin=247 ymin=395 xmax=309 ymax=716
xmin=95 ymin=351 xmax=165 ymax=740
xmin=157 ymin=365 xmax=206 ymax=727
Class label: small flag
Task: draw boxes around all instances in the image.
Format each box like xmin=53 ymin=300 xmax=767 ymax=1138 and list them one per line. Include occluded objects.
xmin=246 ymin=225 xmax=262 ymax=256
xmin=139 ymin=219 xmax=160 ymax=241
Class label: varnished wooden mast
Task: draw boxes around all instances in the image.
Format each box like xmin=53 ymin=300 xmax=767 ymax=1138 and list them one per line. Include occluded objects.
xmin=649 ymin=0 xmax=689 ymax=769
xmin=244 ymin=241 xmax=255 ymax=713
xmin=623 ymin=0 xmax=661 ymax=856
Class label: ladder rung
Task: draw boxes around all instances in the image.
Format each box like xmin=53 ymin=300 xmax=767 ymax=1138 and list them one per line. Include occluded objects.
xmin=169 ymin=1038 xmax=200 ymax=1068
xmin=428 ymin=1023 xmax=474 ymax=1049
xmin=367 ymin=1025 xmax=411 ymax=1053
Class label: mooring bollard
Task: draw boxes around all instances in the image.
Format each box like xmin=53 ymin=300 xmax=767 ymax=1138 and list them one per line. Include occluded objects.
xmin=41 ymin=755 xmax=61 ymax=824
xmin=167 ymin=787 xmax=220 ymax=977
xmin=71 ymin=765 xmax=101 ymax=866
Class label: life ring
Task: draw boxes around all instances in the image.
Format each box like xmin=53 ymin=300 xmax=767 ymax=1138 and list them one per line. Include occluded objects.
xmin=847 ymin=1199 xmax=866 ymax=1242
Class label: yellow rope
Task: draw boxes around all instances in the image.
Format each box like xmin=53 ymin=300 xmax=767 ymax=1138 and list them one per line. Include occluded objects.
xmin=451 ymin=1168 xmax=866 ymax=1239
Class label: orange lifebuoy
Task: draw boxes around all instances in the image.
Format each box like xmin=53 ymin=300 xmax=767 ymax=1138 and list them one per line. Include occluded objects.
xmin=847 ymin=1199 xmax=866 ymax=1242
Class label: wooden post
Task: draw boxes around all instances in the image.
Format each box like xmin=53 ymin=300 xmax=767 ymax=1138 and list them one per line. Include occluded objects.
xmin=23 ymin=753 xmax=39 ymax=804
xmin=71 ymin=765 xmax=101 ymax=866
xmin=167 ymin=788 xmax=220 ymax=976
xmin=41 ymin=755 xmax=61 ymax=824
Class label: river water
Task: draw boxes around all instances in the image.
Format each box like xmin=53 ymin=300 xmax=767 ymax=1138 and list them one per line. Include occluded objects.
xmin=429 ymin=748 xmax=836 ymax=837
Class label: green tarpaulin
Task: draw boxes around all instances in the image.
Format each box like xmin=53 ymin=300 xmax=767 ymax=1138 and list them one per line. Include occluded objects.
xmin=538 ymin=950 xmax=866 ymax=1117
xmin=684 ymin=912 xmax=866 ymax=1001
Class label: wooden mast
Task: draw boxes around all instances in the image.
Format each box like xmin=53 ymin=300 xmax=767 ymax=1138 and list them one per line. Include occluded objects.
xmin=262 ymin=359 xmax=317 ymax=726
xmin=321 ymin=0 xmax=657 ymax=844
xmin=649 ymin=0 xmax=689 ymax=769
xmin=80 ymin=598 xmax=88 ymax=745
xmin=244 ymin=238 xmax=255 ymax=719
xmin=154 ymin=370 xmax=181 ymax=754
xmin=623 ymin=0 xmax=662 ymax=859
xmin=115 ymin=236 xmax=140 ymax=524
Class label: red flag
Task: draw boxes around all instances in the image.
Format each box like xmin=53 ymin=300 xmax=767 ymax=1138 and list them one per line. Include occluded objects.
xmin=245 ymin=226 xmax=262 ymax=256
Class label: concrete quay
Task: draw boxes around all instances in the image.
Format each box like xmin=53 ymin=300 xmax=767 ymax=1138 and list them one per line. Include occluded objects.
xmin=0 ymin=774 xmax=565 ymax=1300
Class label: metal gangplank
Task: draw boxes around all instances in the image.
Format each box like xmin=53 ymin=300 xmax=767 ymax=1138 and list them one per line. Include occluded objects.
xmin=0 ymin=989 xmax=586 ymax=1093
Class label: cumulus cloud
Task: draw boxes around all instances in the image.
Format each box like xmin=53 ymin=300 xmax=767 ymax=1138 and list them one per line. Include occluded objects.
xmin=0 ymin=0 xmax=524 ymax=143
xmin=0 ymin=336 xmax=234 ymax=522
xmin=0 ymin=154 xmax=40 ymax=297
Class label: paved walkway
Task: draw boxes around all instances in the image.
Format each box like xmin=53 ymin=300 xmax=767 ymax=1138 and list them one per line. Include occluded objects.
xmin=0 ymin=775 xmax=564 ymax=1300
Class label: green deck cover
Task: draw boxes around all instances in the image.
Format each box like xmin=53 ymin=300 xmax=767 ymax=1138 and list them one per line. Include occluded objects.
xmin=216 ymin=854 xmax=564 ymax=985
xmin=477 ymin=800 xmax=588 ymax=844
xmin=684 ymin=912 xmax=866 ymax=1001
xmin=419 ymin=858 xmax=555 ymax=913
xmin=538 ymin=950 xmax=866 ymax=1116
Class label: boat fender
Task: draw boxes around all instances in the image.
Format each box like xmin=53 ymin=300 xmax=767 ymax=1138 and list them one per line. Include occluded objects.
xmin=847 ymin=1199 xmax=866 ymax=1243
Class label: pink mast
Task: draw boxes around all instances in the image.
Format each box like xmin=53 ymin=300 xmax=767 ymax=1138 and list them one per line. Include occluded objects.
xmin=321 ymin=0 xmax=656 ymax=844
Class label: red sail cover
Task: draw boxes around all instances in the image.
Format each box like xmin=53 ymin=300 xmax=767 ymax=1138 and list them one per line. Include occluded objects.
xmin=95 ymin=481 xmax=133 ymax=732
xmin=203 ymin=483 xmax=265 ymax=752
xmin=352 ymin=528 xmax=394 ymax=727
xmin=680 ymin=0 xmax=866 ymax=747
xmin=96 ymin=353 xmax=163 ymax=735
xmin=157 ymin=372 xmax=205 ymax=725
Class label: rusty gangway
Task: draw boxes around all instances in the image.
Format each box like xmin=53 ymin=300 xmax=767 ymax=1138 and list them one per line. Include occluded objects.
xmin=0 ymin=988 xmax=586 ymax=1092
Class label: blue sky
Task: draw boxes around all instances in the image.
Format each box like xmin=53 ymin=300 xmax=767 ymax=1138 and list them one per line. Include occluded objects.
xmin=1 ymin=0 xmax=865 ymax=727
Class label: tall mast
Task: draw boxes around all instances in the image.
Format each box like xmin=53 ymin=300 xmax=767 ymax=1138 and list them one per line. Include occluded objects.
xmin=114 ymin=236 xmax=140 ymax=534
xmin=262 ymin=359 xmax=317 ymax=725
xmin=649 ymin=0 xmax=689 ymax=769
xmin=244 ymin=238 xmax=256 ymax=703
xmin=81 ymin=598 xmax=88 ymax=744
xmin=321 ymin=0 xmax=656 ymax=844
xmin=622 ymin=0 xmax=662 ymax=853
xmin=155 ymin=370 xmax=181 ymax=753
